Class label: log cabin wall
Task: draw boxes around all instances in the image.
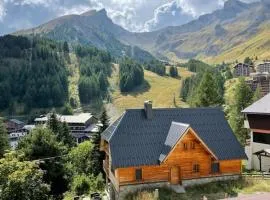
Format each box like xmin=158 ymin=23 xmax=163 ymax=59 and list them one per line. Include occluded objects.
xmin=111 ymin=129 xmax=242 ymax=186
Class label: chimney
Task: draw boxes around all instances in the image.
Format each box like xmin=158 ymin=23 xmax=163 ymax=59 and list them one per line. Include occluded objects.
xmin=144 ymin=100 xmax=153 ymax=119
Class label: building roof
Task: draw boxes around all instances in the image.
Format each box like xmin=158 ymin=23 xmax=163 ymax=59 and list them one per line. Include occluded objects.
xmin=59 ymin=113 xmax=93 ymax=124
xmin=242 ymin=93 xmax=270 ymax=115
xmin=102 ymin=108 xmax=246 ymax=168
xmin=159 ymin=122 xmax=189 ymax=162
xmin=35 ymin=113 xmax=93 ymax=124
xmin=10 ymin=119 xmax=24 ymax=125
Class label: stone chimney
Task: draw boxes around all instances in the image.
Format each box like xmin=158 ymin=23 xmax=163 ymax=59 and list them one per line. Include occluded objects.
xmin=144 ymin=100 xmax=153 ymax=119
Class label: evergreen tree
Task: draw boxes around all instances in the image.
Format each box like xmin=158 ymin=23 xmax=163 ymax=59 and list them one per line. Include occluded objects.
xmin=0 ymin=119 xmax=9 ymax=157
xmin=169 ymin=66 xmax=179 ymax=77
xmin=244 ymin=57 xmax=253 ymax=66
xmin=193 ymin=70 xmax=223 ymax=107
xmin=253 ymin=86 xmax=262 ymax=102
xmin=48 ymin=112 xmax=60 ymax=134
xmin=228 ymin=78 xmax=253 ymax=145
xmin=17 ymin=127 xmax=69 ymax=197
xmin=90 ymin=108 xmax=109 ymax=176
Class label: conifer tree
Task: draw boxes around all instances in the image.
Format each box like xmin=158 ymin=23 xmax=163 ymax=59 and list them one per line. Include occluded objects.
xmin=0 ymin=119 xmax=9 ymax=157
xmin=194 ymin=70 xmax=223 ymax=107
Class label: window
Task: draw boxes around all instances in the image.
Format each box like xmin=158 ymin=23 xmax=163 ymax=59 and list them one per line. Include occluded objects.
xmin=193 ymin=164 xmax=200 ymax=173
xmin=253 ymin=132 xmax=270 ymax=145
xmin=211 ymin=162 xmax=220 ymax=173
xmin=135 ymin=169 xmax=142 ymax=181
xmin=190 ymin=141 xmax=195 ymax=149
xmin=183 ymin=143 xmax=188 ymax=150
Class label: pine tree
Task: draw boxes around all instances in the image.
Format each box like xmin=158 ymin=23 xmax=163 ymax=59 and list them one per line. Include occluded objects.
xmin=0 ymin=119 xmax=9 ymax=157
xmin=253 ymin=86 xmax=262 ymax=102
xmin=90 ymin=108 xmax=109 ymax=176
xmin=229 ymin=78 xmax=254 ymax=145
xmin=194 ymin=70 xmax=223 ymax=107
xmin=48 ymin=112 xmax=60 ymax=134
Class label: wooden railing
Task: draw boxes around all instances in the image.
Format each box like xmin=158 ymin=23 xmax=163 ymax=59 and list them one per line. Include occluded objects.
xmin=103 ymin=160 xmax=109 ymax=175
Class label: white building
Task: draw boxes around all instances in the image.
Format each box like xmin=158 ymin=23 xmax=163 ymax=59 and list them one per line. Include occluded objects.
xmin=242 ymin=93 xmax=270 ymax=172
xmin=9 ymin=125 xmax=36 ymax=149
xmin=35 ymin=113 xmax=101 ymax=143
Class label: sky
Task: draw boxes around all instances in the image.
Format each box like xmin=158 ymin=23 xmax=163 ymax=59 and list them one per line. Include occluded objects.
xmin=0 ymin=0 xmax=259 ymax=35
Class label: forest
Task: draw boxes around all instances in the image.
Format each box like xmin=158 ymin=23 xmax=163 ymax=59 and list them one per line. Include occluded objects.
xmin=0 ymin=35 xmax=68 ymax=112
xmin=76 ymin=45 xmax=112 ymax=104
xmin=119 ymin=58 xmax=144 ymax=92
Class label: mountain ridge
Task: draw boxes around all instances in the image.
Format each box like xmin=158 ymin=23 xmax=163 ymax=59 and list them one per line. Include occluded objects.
xmin=14 ymin=0 xmax=270 ymax=63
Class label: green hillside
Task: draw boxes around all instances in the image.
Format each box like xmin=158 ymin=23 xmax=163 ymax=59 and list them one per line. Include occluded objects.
xmin=106 ymin=65 xmax=193 ymax=120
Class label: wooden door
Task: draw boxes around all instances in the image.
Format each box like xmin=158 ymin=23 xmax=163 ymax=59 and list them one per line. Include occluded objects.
xmin=170 ymin=166 xmax=180 ymax=184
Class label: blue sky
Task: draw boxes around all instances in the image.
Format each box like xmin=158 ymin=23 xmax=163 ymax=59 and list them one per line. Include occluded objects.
xmin=0 ymin=0 xmax=259 ymax=35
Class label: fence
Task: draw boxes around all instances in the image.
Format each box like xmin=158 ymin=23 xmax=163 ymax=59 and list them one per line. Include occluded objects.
xmin=242 ymin=172 xmax=270 ymax=180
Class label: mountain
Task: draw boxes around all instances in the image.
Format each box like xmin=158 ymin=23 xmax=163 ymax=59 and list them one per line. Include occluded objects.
xmin=118 ymin=0 xmax=270 ymax=63
xmin=15 ymin=0 xmax=270 ymax=63
xmin=15 ymin=9 xmax=155 ymax=63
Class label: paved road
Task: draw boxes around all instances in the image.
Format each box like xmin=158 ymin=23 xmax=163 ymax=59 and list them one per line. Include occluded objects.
xmin=225 ymin=193 xmax=270 ymax=200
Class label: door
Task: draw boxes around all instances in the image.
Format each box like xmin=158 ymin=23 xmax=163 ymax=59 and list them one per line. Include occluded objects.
xmin=170 ymin=166 xmax=180 ymax=184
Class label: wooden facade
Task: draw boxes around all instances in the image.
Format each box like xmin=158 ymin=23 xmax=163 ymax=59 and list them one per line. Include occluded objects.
xmin=101 ymin=128 xmax=242 ymax=192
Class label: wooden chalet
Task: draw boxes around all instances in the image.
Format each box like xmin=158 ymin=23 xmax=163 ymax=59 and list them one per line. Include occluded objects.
xmin=101 ymin=101 xmax=246 ymax=199
xmin=242 ymin=93 xmax=270 ymax=171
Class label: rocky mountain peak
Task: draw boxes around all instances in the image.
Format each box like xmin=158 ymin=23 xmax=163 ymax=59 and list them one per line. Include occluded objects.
xmin=224 ymin=0 xmax=248 ymax=10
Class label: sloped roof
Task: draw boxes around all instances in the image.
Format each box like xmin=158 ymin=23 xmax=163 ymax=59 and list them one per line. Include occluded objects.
xmin=242 ymin=93 xmax=270 ymax=115
xmin=102 ymin=108 xmax=246 ymax=168
xmin=10 ymin=119 xmax=24 ymax=125
xmin=159 ymin=122 xmax=189 ymax=162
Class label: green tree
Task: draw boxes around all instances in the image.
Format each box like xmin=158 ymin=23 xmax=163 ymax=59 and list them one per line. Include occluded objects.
xmin=0 ymin=119 xmax=9 ymax=157
xmin=66 ymin=141 xmax=94 ymax=175
xmin=193 ymin=70 xmax=223 ymax=107
xmin=228 ymin=78 xmax=253 ymax=145
xmin=244 ymin=57 xmax=253 ymax=65
xmin=0 ymin=152 xmax=50 ymax=200
xmin=48 ymin=112 xmax=75 ymax=148
xmin=61 ymin=103 xmax=74 ymax=115
xmin=169 ymin=66 xmax=179 ymax=77
xmin=253 ymin=86 xmax=262 ymax=102
xmin=119 ymin=58 xmax=144 ymax=92
xmin=71 ymin=174 xmax=104 ymax=196
xmin=17 ymin=127 xmax=69 ymax=196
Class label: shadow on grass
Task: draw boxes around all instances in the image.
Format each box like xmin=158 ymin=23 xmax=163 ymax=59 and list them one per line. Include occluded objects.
xmin=120 ymin=80 xmax=151 ymax=97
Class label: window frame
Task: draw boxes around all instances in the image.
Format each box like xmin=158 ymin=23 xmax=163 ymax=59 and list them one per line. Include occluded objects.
xmin=135 ymin=168 xmax=142 ymax=181
xmin=211 ymin=162 xmax=220 ymax=174
xmin=193 ymin=163 xmax=200 ymax=173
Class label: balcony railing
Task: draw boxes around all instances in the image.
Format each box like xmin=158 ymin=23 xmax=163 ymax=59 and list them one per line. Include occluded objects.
xmin=103 ymin=160 xmax=109 ymax=175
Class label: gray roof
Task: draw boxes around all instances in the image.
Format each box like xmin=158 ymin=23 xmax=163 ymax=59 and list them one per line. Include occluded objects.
xmin=10 ymin=119 xmax=24 ymax=125
xmin=102 ymin=108 xmax=246 ymax=168
xmin=242 ymin=93 xmax=270 ymax=115
xmin=159 ymin=122 xmax=189 ymax=162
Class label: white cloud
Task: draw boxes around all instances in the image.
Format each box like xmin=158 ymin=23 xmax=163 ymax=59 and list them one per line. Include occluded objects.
xmin=0 ymin=1 xmax=6 ymax=21
xmin=176 ymin=0 xmax=224 ymax=17
xmin=144 ymin=1 xmax=193 ymax=31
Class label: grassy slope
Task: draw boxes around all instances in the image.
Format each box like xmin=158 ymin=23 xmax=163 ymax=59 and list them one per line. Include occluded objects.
xmin=106 ymin=65 xmax=193 ymax=120
xmin=67 ymin=53 xmax=80 ymax=108
xmin=205 ymin=23 xmax=270 ymax=64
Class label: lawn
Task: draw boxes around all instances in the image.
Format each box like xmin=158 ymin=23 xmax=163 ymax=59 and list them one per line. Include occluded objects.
xmin=106 ymin=65 xmax=193 ymax=120
xmin=125 ymin=178 xmax=270 ymax=200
